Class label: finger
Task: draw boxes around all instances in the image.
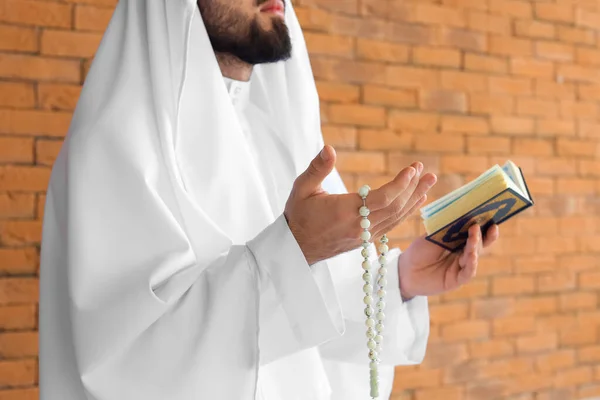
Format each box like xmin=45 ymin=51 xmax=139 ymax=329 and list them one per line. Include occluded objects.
xmin=367 ymin=165 xmax=418 ymax=211
xmin=459 ymin=224 xmax=481 ymax=266
xmin=293 ymin=145 xmax=336 ymax=198
xmin=369 ymin=172 xmax=436 ymax=226
xmin=482 ymin=224 xmax=499 ymax=248
xmin=458 ymin=251 xmax=478 ymax=285
xmin=370 ymin=194 xmax=428 ymax=240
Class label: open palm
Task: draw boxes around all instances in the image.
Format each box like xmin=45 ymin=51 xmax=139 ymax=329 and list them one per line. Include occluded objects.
xmin=397 ymin=224 xmax=500 ymax=300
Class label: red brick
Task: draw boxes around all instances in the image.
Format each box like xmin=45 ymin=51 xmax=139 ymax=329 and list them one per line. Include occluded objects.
xmin=469 ymin=94 xmax=514 ymax=115
xmin=535 ymin=79 xmax=576 ymax=99
xmin=464 ymin=53 xmax=507 ymax=74
xmin=556 ymin=178 xmax=596 ymax=194
xmin=579 ymin=384 xmax=600 ymax=399
xmin=559 ymin=100 xmax=597 ymax=119
xmin=579 ymin=272 xmax=600 ymax=289
xmin=386 ymin=66 xmax=440 ymax=89
xmin=0 ymin=166 xmax=51 ymax=191
xmin=514 ymin=20 xmax=555 ymax=39
xmin=0 ymin=137 xmax=34 ymax=163
xmin=491 ymin=116 xmax=534 ymax=135
xmin=414 ymin=386 xmax=463 ymax=400
xmin=0 ymin=109 xmax=71 ymax=137
xmin=467 ymin=136 xmax=510 ymax=154
xmin=535 ymin=158 xmax=577 ymax=176
xmin=0 ymin=25 xmax=38 ymax=53
xmin=0 ymin=0 xmax=72 ymax=27
xmin=387 ymin=22 xmax=435 ymax=45
xmin=467 ymin=11 xmax=510 ymax=35
xmin=488 ymin=0 xmax=532 ymax=18
xmin=409 ymin=4 xmax=466 ymax=27
xmin=306 ymin=33 xmax=354 ymax=59
xmin=0 ymin=54 xmax=80 ymax=83
xmin=536 ymin=350 xmax=575 ymax=373
xmin=75 ymin=4 xmax=114 ymax=32
xmin=413 ymin=47 xmax=460 ymax=68
xmin=358 ymin=129 xmax=413 ymax=150
xmin=415 ymin=133 xmax=464 ymax=153
xmin=329 ymin=104 xmax=385 ymax=127
xmin=442 ymin=320 xmax=490 ymax=341
xmin=311 ymin=59 xmax=386 ymax=85
xmin=300 ymin=0 xmax=358 ymax=15
xmin=469 ymin=339 xmax=514 ymax=359
xmin=489 ymin=36 xmax=532 ymax=57
xmin=516 ymin=98 xmax=558 ymax=118
xmin=513 ymin=296 xmax=558 ymax=316
xmin=558 ymin=25 xmax=595 ymax=45
xmin=440 ymin=155 xmax=488 ymax=174
xmin=0 ymin=220 xmax=43 ymax=246
xmin=0 ymin=388 xmax=38 ymax=400
xmin=41 ymin=29 xmax=103 ymax=58
xmin=37 ymin=83 xmax=83 ymax=111
xmin=322 ymin=125 xmax=356 ymax=149
xmin=429 ymin=303 xmax=469 ymax=325
xmin=0 ymin=82 xmax=35 ymax=109
xmin=0 ymin=247 xmax=38 ymax=275
xmin=510 ymin=58 xmax=554 ymax=78
xmin=576 ymin=7 xmax=600 ymax=29
xmin=557 ymin=64 xmax=600 ymax=84
xmin=442 ymin=73 xmax=489 ymax=98
xmin=0 ymin=359 xmax=36 ymax=387
xmin=0 ymin=193 xmax=36 ymax=220
xmin=0 ymin=278 xmax=38 ymax=305
xmin=516 ymin=333 xmax=558 ymax=354
xmin=363 ymin=85 xmax=416 ymax=108
xmin=0 ymin=305 xmax=36 ymax=330
xmin=489 ymin=76 xmax=532 ymax=96
xmin=535 ymin=3 xmax=574 ymax=23
xmin=493 ymin=316 xmax=536 ymax=336
xmin=441 ymin=115 xmax=489 ymax=135
xmin=481 ymin=357 xmax=533 ymax=379
xmin=536 ymin=119 xmax=576 ymax=137
xmin=493 ymin=275 xmax=535 ymax=295
xmin=388 ymin=111 xmax=439 ymax=132
xmin=578 ymin=345 xmax=600 ymax=364
xmin=419 ymin=89 xmax=466 ymax=112
xmin=0 ymin=332 xmax=38 ymax=358
xmin=442 ymin=278 xmax=489 ymax=301
xmin=388 ymin=153 xmax=440 ymax=175
xmin=392 ymin=368 xmax=442 ymax=391
xmin=537 ymin=271 xmax=577 ymax=293
xmin=336 ymin=151 xmax=386 ymax=175
xmin=555 ymin=367 xmax=594 ymax=388
xmin=535 ymin=41 xmax=574 ymax=62
xmin=557 ymin=138 xmax=599 ymax=157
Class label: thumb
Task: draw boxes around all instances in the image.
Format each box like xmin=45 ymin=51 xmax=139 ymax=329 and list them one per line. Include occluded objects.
xmin=293 ymin=145 xmax=336 ymax=198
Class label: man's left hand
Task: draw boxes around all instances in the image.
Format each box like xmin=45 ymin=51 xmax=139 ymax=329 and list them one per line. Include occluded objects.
xmin=397 ymin=223 xmax=500 ymax=300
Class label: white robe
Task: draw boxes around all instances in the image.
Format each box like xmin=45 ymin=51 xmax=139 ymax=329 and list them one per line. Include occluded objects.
xmin=38 ymin=1 xmax=430 ymax=399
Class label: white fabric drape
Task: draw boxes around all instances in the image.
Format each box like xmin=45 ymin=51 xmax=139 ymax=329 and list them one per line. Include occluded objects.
xmin=38 ymin=1 xmax=430 ymax=399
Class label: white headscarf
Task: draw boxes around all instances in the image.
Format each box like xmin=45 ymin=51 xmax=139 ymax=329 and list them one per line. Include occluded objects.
xmin=39 ymin=0 xmax=328 ymax=398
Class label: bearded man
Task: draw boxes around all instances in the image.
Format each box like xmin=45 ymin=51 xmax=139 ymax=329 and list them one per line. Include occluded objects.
xmin=38 ymin=1 xmax=499 ymax=399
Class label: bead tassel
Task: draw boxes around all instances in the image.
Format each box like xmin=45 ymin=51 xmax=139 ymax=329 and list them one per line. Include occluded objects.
xmin=358 ymin=185 xmax=388 ymax=400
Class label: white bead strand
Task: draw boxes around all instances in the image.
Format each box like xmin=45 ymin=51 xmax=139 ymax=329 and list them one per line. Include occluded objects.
xmin=358 ymin=184 xmax=389 ymax=400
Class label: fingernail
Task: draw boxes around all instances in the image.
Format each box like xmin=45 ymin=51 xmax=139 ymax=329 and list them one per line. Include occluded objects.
xmin=417 ymin=163 xmax=423 ymax=174
xmin=320 ymin=147 xmax=330 ymax=161
xmin=408 ymin=167 xmax=416 ymax=179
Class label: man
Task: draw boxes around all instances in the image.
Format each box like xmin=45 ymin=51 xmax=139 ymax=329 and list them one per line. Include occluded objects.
xmin=38 ymin=0 xmax=499 ymax=399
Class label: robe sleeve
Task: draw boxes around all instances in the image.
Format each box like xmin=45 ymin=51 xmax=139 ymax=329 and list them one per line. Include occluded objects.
xmin=53 ymin=123 xmax=344 ymax=399
xmin=315 ymin=169 xmax=431 ymax=366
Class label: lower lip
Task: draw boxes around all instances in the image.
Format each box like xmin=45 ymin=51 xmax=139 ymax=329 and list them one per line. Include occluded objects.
xmin=261 ymin=7 xmax=284 ymax=17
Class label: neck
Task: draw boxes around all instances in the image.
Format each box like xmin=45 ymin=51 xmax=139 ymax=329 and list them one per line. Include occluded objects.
xmin=216 ymin=52 xmax=253 ymax=82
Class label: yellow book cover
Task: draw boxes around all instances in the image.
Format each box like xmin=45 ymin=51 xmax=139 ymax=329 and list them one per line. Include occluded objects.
xmin=420 ymin=160 xmax=534 ymax=252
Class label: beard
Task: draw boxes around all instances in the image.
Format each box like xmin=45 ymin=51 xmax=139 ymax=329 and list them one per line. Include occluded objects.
xmin=197 ymin=0 xmax=292 ymax=65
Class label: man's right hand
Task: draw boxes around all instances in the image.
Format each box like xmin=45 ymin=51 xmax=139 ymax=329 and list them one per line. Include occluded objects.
xmin=284 ymin=145 xmax=437 ymax=265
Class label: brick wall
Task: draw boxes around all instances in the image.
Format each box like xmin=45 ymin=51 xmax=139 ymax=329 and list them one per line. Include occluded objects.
xmin=0 ymin=0 xmax=599 ymax=399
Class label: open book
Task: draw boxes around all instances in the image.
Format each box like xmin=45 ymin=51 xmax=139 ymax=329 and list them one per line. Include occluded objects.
xmin=420 ymin=160 xmax=534 ymax=252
